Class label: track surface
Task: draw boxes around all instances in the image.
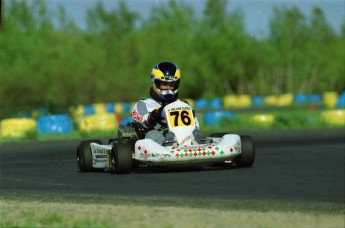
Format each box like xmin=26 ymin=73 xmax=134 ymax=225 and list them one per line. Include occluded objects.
xmin=1 ymin=129 xmax=344 ymax=205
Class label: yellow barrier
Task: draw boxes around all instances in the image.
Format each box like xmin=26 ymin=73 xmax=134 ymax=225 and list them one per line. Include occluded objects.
xmin=223 ymin=95 xmax=237 ymax=108
xmin=93 ymin=103 xmax=107 ymax=114
xmin=78 ymin=114 xmax=118 ymax=132
xmin=277 ymin=93 xmax=294 ymax=107
xmin=70 ymin=105 xmax=85 ymax=124
xmin=320 ymin=109 xmax=345 ymax=125
xmin=323 ymin=92 xmax=338 ymax=108
xmin=0 ymin=118 xmax=36 ymax=137
xmin=264 ymin=95 xmax=278 ymax=106
xmin=236 ymin=95 xmax=251 ymax=108
xmin=114 ymin=102 xmax=123 ymax=114
xmin=223 ymin=95 xmax=252 ymax=108
xmin=251 ymin=114 xmax=275 ymax=125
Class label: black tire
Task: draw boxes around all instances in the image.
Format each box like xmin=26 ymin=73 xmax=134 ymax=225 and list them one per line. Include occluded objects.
xmin=111 ymin=143 xmax=132 ymax=174
xmin=235 ymin=135 xmax=255 ymax=167
xmin=77 ymin=140 xmax=102 ymax=172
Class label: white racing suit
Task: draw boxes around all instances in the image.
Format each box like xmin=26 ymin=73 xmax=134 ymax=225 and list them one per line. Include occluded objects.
xmin=131 ymin=97 xmax=203 ymax=145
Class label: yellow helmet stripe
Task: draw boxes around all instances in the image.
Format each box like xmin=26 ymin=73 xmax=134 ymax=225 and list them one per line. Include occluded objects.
xmin=152 ymin=68 xmax=164 ymax=78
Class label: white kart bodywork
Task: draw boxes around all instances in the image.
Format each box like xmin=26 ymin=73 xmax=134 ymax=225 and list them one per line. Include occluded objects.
xmin=134 ymin=102 xmax=242 ymax=165
xmin=134 ymin=134 xmax=241 ymax=166
xmin=86 ymin=101 xmax=245 ymax=170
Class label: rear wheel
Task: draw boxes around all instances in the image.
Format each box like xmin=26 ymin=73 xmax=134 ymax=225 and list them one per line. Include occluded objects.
xmin=77 ymin=140 xmax=102 ymax=172
xmin=235 ymin=135 xmax=255 ymax=167
xmin=111 ymin=143 xmax=132 ymax=174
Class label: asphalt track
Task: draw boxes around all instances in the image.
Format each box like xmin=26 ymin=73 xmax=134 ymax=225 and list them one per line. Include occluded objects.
xmin=0 ymin=129 xmax=344 ymax=207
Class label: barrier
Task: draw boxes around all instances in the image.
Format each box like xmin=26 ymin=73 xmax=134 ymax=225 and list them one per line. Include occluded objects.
xmin=252 ymin=96 xmax=264 ymax=106
xmin=264 ymin=95 xmax=278 ymax=106
xmin=78 ymin=113 xmax=118 ymax=132
xmin=223 ymin=95 xmax=237 ymax=108
xmin=93 ymin=103 xmax=107 ymax=114
xmin=114 ymin=102 xmax=124 ymax=113
xmin=37 ymin=114 xmax=74 ymax=135
xmin=251 ymin=114 xmax=274 ymax=126
xmin=336 ymin=91 xmax=345 ymax=108
xmin=223 ymin=95 xmax=252 ymax=108
xmin=105 ymin=103 xmax=115 ymax=113
xmin=0 ymin=118 xmax=36 ymax=138
xmin=194 ymin=98 xmax=209 ymax=110
xmin=294 ymin=93 xmax=309 ymax=104
xmin=203 ymin=111 xmax=235 ymax=126
xmin=320 ymin=109 xmax=345 ymax=125
xmin=83 ymin=105 xmax=95 ymax=115
xmin=236 ymin=95 xmax=252 ymax=108
xmin=323 ymin=92 xmax=338 ymax=108
xmin=121 ymin=117 xmax=134 ymax=125
xmin=309 ymin=94 xmax=322 ymax=103
xmin=277 ymin=93 xmax=294 ymax=107
xmin=122 ymin=102 xmax=132 ymax=113
xmin=209 ymin=97 xmax=222 ymax=109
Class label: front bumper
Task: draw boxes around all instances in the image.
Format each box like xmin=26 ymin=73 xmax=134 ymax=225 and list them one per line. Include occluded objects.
xmin=134 ymin=134 xmax=241 ymax=166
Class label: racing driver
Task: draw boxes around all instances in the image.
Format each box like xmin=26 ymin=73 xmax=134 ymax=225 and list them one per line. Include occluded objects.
xmin=131 ymin=61 xmax=203 ymax=145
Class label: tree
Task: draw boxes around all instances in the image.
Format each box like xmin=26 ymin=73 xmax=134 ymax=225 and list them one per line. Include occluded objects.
xmin=268 ymin=7 xmax=309 ymax=94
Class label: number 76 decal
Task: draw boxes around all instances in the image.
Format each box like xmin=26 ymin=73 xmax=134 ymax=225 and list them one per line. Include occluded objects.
xmin=167 ymin=110 xmax=195 ymax=127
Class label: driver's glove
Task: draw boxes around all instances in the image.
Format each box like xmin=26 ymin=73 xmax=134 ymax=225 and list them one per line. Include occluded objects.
xmin=147 ymin=109 xmax=161 ymax=127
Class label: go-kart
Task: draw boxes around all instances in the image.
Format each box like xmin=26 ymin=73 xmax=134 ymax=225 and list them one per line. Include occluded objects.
xmin=76 ymin=100 xmax=255 ymax=174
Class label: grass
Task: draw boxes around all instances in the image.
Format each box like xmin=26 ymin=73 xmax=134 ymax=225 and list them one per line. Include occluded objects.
xmin=1 ymin=196 xmax=344 ymax=228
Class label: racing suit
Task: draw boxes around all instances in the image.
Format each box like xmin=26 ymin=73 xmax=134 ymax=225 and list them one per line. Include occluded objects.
xmin=131 ymin=89 xmax=203 ymax=145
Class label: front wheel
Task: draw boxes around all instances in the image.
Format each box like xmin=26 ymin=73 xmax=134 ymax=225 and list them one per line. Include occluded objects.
xmin=235 ymin=135 xmax=255 ymax=167
xmin=76 ymin=140 xmax=102 ymax=172
xmin=111 ymin=143 xmax=132 ymax=174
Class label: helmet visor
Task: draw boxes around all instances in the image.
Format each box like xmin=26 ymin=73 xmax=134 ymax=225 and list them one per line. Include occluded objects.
xmin=154 ymin=79 xmax=180 ymax=91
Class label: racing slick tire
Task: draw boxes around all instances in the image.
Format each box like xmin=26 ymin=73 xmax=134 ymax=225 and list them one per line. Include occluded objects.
xmin=111 ymin=143 xmax=132 ymax=174
xmin=235 ymin=135 xmax=255 ymax=167
xmin=77 ymin=139 xmax=102 ymax=172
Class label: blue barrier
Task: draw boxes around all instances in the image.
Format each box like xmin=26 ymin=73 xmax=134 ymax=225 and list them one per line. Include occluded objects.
xmin=120 ymin=117 xmax=134 ymax=125
xmin=122 ymin=102 xmax=132 ymax=113
xmin=252 ymin=96 xmax=264 ymax=106
xmin=294 ymin=93 xmax=309 ymax=103
xmin=194 ymin=98 xmax=209 ymax=110
xmin=209 ymin=97 xmax=222 ymax=109
xmin=336 ymin=91 xmax=345 ymax=108
xmin=203 ymin=111 xmax=235 ymax=126
xmin=84 ymin=105 xmax=95 ymax=115
xmin=309 ymin=94 xmax=321 ymax=103
xmin=37 ymin=114 xmax=74 ymax=135
xmin=105 ymin=103 xmax=115 ymax=113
